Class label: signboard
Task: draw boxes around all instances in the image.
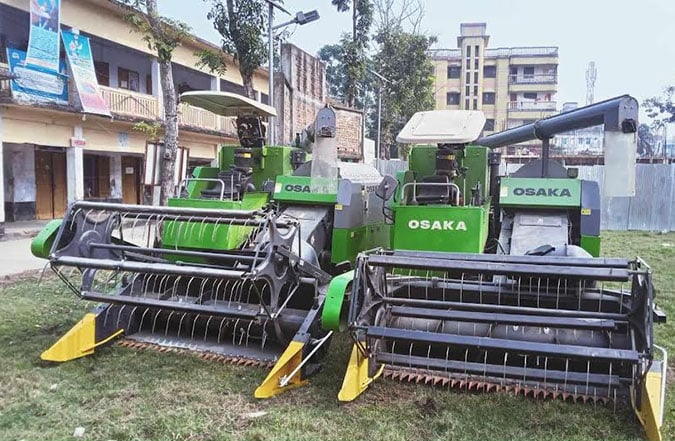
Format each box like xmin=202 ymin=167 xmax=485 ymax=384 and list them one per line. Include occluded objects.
xmin=6 ymin=47 xmax=68 ymax=105
xmin=26 ymin=0 xmax=61 ymax=72
xmin=61 ymin=30 xmax=110 ymax=116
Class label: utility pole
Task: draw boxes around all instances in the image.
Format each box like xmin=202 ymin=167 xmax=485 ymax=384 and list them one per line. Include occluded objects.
xmin=263 ymin=1 xmax=319 ymax=146
xmin=368 ymin=69 xmax=392 ymax=160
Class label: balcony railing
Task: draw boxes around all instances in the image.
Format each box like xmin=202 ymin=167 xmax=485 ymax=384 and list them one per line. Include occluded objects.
xmin=509 ymin=73 xmax=557 ymax=84
xmin=100 ymin=86 xmax=159 ymax=120
xmin=508 ymin=101 xmax=557 ymax=111
xmin=2 ymin=72 xmax=235 ymax=134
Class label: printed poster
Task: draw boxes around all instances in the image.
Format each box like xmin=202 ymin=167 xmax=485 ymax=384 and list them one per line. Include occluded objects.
xmin=6 ymin=47 xmax=68 ymax=105
xmin=25 ymin=0 xmax=61 ymax=72
xmin=61 ymin=30 xmax=110 ymax=116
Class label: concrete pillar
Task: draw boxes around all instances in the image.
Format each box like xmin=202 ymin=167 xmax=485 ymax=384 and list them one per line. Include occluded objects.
xmin=210 ymin=75 xmax=221 ymax=91
xmin=109 ymin=155 xmax=122 ymax=200
xmin=151 ymin=56 xmax=163 ymax=117
xmin=211 ymin=75 xmax=221 ymax=130
xmin=67 ymin=126 xmax=84 ymax=202
xmin=0 ymin=109 xmax=5 ymax=235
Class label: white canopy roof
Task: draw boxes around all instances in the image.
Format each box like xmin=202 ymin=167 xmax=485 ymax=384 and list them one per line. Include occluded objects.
xmin=180 ymin=91 xmax=277 ymax=118
xmin=396 ymin=110 xmax=486 ymax=144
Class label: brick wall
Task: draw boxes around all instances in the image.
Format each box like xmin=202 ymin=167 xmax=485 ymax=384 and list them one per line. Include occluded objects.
xmin=274 ymin=44 xmax=363 ymax=161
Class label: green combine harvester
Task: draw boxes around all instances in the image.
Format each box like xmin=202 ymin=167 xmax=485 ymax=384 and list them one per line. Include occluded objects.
xmin=31 ymin=91 xmax=390 ymax=398
xmin=323 ymin=95 xmax=667 ymax=441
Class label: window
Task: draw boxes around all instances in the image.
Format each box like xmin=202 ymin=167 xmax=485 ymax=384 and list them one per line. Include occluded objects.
xmin=483 ymin=65 xmax=496 ymax=78
xmin=447 ymin=65 xmax=461 ymax=78
xmin=474 ymin=72 xmax=479 ymax=83
xmin=510 ymin=93 xmax=518 ymax=102
xmin=464 ymin=98 xmax=470 ymax=109
xmin=446 ymin=92 xmax=460 ymax=105
xmin=465 ymin=85 xmax=471 ymax=96
xmin=94 ymin=61 xmax=109 ymax=87
xmin=484 ymin=118 xmax=495 ymax=131
xmin=523 ymin=92 xmax=538 ymax=100
xmin=466 ymin=59 xmax=471 ymax=69
xmin=475 ymin=45 xmax=480 ymax=57
xmin=118 ymin=67 xmax=140 ymax=92
xmin=482 ymin=92 xmax=496 ymax=104
xmin=474 ymin=59 xmax=479 ymax=70
xmin=473 ymin=85 xmax=478 ymax=95
xmin=510 ymin=66 xmax=518 ymax=75
xmin=523 ymin=66 xmax=535 ymax=79
xmin=466 ymin=45 xmax=471 ymax=57
xmin=466 ymin=72 xmax=471 ymax=83
xmin=473 ymin=98 xmax=478 ymax=110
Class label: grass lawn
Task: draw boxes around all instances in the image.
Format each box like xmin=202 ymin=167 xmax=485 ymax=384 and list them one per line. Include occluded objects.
xmin=0 ymin=231 xmax=673 ymax=441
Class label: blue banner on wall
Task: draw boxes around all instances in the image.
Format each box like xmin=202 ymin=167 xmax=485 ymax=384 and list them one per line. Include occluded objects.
xmin=7 ymin=47 xmax=68 ymax=105
xmin=25 ymin=0 xmax=61 ymax=72
xmin=61 ymin=30 xmax=110 ymax=116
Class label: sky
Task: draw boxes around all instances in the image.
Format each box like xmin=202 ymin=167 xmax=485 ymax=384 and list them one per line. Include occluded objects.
xmin=160 ymin=0 xmax=675 ymax=123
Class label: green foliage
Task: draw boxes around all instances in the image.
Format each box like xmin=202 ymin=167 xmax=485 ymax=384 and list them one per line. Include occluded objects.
xmin=644 ymin=86 xmax=675 ymax=125
xmin=331 ymin=0 xmax=351 ymax=12
xmin=202 ymin=0 xmax=269 ymax=98
xmin=331 ymin=0 xmax=374 ymax=107
xmin=637 ymin=123 xmax=655 ymax=156
xmin=371 ymin=30 xmax=436 ymax=158
xmin=194 ymin=48 xmax=229 ymax=77
xmin=318 ymin=44 xmax=346 ymax=101
xmin=132 ymin=121 xmax=162 ymax=140
xmin=122 ymin=0 xmax=191 ymax=62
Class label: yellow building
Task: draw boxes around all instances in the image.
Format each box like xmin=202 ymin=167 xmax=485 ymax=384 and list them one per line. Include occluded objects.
xmin=430 ymin=23 xmax=558 ymax=153
xmin=0 ymin=0 xmax=270 ymax=225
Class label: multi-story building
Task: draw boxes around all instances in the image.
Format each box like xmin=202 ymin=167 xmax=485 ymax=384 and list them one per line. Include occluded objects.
xmin=430 ymin=23 xmax=558 ymax=154
xmin=552 ymin=102 xmax=604 ymax=156
xmin=0 ymin=0 xmax=270 ymax=227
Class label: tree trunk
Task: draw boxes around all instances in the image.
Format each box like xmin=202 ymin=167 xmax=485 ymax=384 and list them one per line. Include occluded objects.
xmin=146 ymin=0 xmax=179 ymax=206
xmin=242 ymin=72 xmax=256 ymax=100
xmin=159 ymin=57 xmax=178 ymax=206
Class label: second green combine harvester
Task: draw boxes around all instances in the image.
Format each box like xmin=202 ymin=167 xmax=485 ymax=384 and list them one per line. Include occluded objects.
xmin=324 ymin=95 xmax=666 ymax=441
xmin=32 ymin=92 xmax=665 ymax=440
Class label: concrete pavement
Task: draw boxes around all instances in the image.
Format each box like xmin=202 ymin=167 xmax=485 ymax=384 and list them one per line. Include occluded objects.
xmin=0 ymin=237 xmax=48 ymax=278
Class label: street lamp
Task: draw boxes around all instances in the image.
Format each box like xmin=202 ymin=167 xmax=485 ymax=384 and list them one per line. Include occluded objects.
xmin=264 ymin=1 xmax=320 ymax=145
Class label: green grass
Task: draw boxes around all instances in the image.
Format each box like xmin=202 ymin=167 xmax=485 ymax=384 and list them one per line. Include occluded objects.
xmin=0 ymin=231 xmax=673 ymax=441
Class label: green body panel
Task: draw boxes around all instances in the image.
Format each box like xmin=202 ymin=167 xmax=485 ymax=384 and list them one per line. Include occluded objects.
xmin=185 ymin=166 xmax=219 ymax=198
xmin=273 ymin=176 xmax=337 ymax=204
xmin=331 ymin=223 xmax=390 ymax=264
xmin=219 ymin=145 xmax=299 ymax=190
xmin=581 ymin=235 xmax=601 ymax=257
xmin=163 ymin=192 xmax=268 ymax=254
xmin=31 ymin=219 xmax=63 ymax=258
xmin=392 ymin=203 xmax=490 ymax=253
xmin=407 ymin=145 xmax=489 ymax=199
xmin=499 ymin=177 xmax=581 ymax=208
xmin=457 ymin=146 xmax=489 ymax=200
xmin=408 ymin=146 xmax=437 ymax=178
xmin=322 ymin=270 xmax=355 ymax=331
